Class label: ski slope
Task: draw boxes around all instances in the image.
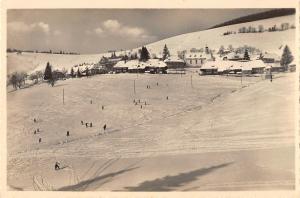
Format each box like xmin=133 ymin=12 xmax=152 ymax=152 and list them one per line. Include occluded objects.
xmin=7 ymin=72 xmax=296 ymax=190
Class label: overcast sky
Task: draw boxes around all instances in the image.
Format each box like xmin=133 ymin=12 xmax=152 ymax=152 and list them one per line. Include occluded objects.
xmin=7 ymin=9 xmax=272 ymax=54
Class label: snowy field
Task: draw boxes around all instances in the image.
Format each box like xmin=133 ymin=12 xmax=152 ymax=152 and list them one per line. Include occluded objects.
xmin=7 ymin=72 xmax=296 ymax=191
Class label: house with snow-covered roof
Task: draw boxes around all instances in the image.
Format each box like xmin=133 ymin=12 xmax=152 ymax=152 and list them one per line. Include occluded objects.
xmin=164 ymin=56 xmax=186 ymax=69
xmin=184 ymin=52 xmax=215 ymax=67
xmin=261 ymin=52 xmax=281 ymax=63
xmin=200 ymin=60 xmax=266 ymax=75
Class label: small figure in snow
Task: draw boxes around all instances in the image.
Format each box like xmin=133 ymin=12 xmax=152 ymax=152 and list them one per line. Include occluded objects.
xmin=157 ymin=82 xmax=158 ymax=86
xmin=33 ymin=118 xmax=37 ymax=123
xmin=67 ymin=131 xmax=70 ymax=136
xmin=39 ymin=138 xmax=42 ymax=143
xmin=103 ymin=124 xmax=107 ymax=131
xmin=55 ymin=162 xmax=60 ymax=170
xmin=37 ymin=128 xmax=39 ymax=132
xmin=270 ymin=73 xmax=273 ymax=82
xmin=90 ymin=100 xmax=93 ymax=104
xmin=141 ymin=105 xmax=143 ymax=109
xmin=34 ymin=130 xmax=36 ymax=134
xmin=81 ymin=120 xmax=84 ymax=125
xmin=133 ymin=99 xmax=135 ymax=103
xmin=102 ymin=105 xmax=104 ymax=110
xmin=90 ymin=122 xmax=93 ymax=127
xmin=135 ymin=102 xmax=138 ymax=105
xmin=166 ymin=96 xmax=168 ymax=100
xmin=85 ymin=123 xmax=88 ymax=128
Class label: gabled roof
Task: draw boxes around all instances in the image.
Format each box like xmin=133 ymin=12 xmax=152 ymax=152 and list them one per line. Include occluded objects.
xmin=262 ymin=52 xmax=281 ymax=60
xmin=164 ymin=56 xmax=185 ymax=63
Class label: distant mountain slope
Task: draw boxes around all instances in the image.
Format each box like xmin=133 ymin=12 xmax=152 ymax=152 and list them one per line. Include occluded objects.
xmin=210 ymin=8 xmax=295 ymax=29
xmin=142 ymin=15 xmax=295 ymax=57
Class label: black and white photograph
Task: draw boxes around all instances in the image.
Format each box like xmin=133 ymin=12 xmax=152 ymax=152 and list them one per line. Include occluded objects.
xmin=1 ymin=0 xmax=299 ymax=195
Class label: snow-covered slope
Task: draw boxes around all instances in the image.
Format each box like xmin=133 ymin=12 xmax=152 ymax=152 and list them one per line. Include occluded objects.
xmin=143 ymin=15 xmax=295 ymax=56
xmin=6 ymin=15 xmax=295 ymax=75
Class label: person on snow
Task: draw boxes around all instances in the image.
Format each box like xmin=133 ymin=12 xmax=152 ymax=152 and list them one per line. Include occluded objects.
xmin=55 ymin=162 xmax=60 ymax=170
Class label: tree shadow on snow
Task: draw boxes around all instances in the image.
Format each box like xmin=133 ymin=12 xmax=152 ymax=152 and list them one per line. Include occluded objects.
xmin=57 ymin=166 xmax=139 ymax=191
xmin=123 ymin=162 xmax=234 ymax=191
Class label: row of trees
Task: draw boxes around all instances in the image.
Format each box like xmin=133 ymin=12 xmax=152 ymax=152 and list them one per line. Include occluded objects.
xmin=7 ymin=48 xmax=80 ymax=55
xmin=7 ymin=72 xmax=28 ymax=89
xmin=237 ymin=23 xmax=295 ymax=34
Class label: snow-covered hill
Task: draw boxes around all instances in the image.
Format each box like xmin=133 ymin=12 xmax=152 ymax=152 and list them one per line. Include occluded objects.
xmin=6 ymin=15 xmax=295 ymax=75
xmin=143 ymin=15 xmax=295 ymax=56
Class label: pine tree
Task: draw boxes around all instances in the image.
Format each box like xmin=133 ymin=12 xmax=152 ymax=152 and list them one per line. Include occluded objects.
xmin=162 ymin=44 xmax=170 ymax=60
xmin=85 ymin=67 xmax=89 ymax=77
xmin=77 ymin=68 xmax=82 ymax=78
xmin=243 ymin=49 xmax=250 ymax=60
xmin=43 ymin=62 xmax=56 ymax=86
xmin=280 ymin=45 xmax=294 ymax=71
xmin=71 ymin=68 xmax=74 ymax=78
xmin=139 ymin=46 xmax=150 ymax=62
xmin=44 ymin=62 xmax=53 ymax=80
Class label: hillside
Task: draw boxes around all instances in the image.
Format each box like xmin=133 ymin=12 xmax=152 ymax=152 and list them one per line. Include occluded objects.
xmin=143 ymin=15 xmax=295 ymax=56
xmin=6 ymin=14 xmax=295 ymax=75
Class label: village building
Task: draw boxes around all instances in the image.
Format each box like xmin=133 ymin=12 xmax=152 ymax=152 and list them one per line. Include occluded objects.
xmin=99 ymin=56 xmax=123 ymax=71
xmin=200 ymin=60 xmax=266 ymax=75
xmin=145 ymin=59 xmax=168 ymax=74
xmin=288 ymin=60 xmax=296 ymax=72
xmin=184 ymin=47 xmax=215 ymax=67
xmin=184 ymin=52 xmax=215 ymax=67
xmin=164 ymin=56 xmax=186 ymax=69
xmin=222 ymin=52 xmax=244 ymax=61
xmin=113 ymin=59 xmax=167 ymax=74
xmin=261 ymin=52 xmax=281 ymax=63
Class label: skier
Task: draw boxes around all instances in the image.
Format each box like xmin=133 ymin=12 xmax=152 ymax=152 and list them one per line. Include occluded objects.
xmin=90 ymin=122 xmax=93 ymax=127
xmin=39 ymin=138 xmax=42 ymax=143
xmin=67 ymin=131 xmax=70 ymax=136
xmin=55 ymin=162 xmax=60 ymax=170
xmin=102 ymin=105 xmax=104 ymax=110
xmin=81 ymin=120 xmax=84 ymax=125
xmin=103 ymin=124 xmax=107 ymax=131
xmin=270 ymin=73 xmax=273 ymax=82
xmin=85 ymin=123 xmax=88 ymax=128
xmin=33 ymin=118 xmax=37 ymax=123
